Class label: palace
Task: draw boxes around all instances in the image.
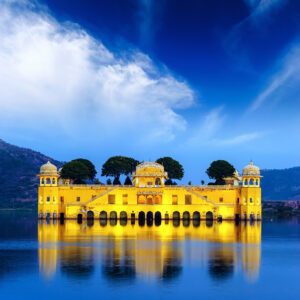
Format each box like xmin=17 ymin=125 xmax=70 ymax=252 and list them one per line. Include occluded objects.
xmin=37 ymin=160 xmax=262 ymax=221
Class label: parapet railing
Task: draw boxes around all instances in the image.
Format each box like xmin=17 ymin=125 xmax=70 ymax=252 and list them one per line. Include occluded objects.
xmin=58 ymin=184 xmax=238 ymax=189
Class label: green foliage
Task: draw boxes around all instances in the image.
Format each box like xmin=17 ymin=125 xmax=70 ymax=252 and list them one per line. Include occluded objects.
xmin=60 ymin=161 xmax=90 ymax=184
xmin=188 ymin=181 xmax=192 ymax=185
xmin=113 ymin=176 xmax=121 ymax=185
xmin=101 ymin=156 xmax=139 ymax=180
xmin=72 ymin=158 xmax=97 ymax=180
xmin=94 ymin=178 xmax=101 ymax=184
xmin=106 ymin=178 xmax=112 ymax=185
xmin=165 ymin=179 xmax=177 ymax=185
xmin=124 ymin=176 xmax=132 ymax=185
xmin=165 ymin=179 xmax=172 ymax=185
xmin=156 ymin=157 xmax=184 ymax=180
xmin=201 ymin=180 xmax=205 ymax=185
xmin=206 ymin=160 xmax=235 ymax=185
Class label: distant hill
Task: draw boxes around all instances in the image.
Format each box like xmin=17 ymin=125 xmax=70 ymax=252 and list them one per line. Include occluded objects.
xmin=261 ymin=167 xmax=300 ymax=200
xmin=0 ymin=139 xmax=63 ymax=209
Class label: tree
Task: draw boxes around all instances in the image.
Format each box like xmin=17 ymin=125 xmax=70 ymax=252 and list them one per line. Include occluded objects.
xmin=94 ymin=178 xmax=101 ymax=184
xmin=72 ymin=158 xmax=97 ymax=180
xmin=106 ymin=178 xmax=112 ymax=185
xmin=188 ymin=181 xmax=192 ymax=185
xmin=60 ymin=161 xmax=90 ymax=184
xmin=101 ymin=156 xmax=139 ymax=182
xmin=113 ymin=177 xmax=121 ymax=185
xmin=124 ymin=176 xmax=132 ymax=185
xmin=206 ymin=160 xmax=235 ymax=185
xmin=201 ymin=180 xmax=205 ymax=185
xmin=156 ymin=157 xmax=184 ymax=182
xmin=165 ymin=179 xmax=173 ymax=185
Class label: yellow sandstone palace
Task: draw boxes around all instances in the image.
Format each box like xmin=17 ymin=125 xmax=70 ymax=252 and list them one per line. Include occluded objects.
xmin=38 ymin=160 xmax=262 ymax=221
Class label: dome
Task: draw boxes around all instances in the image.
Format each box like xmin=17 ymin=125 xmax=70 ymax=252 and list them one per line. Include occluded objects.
xmin=134 ymin=161 xmax=167 ymax=177
xmin=40 ymin=160 xmax=58 ymax=175
xmin=136 ymin=161 xmax=164 ymax=171
xmin=242 ymin=160 xmax=260 ymax=176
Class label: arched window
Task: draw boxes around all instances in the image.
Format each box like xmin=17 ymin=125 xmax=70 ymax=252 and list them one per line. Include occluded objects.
xmin=249 ymin=179 xmax=253 ymax=185
xmin=41 ymin=178 xmax=45 ymax=185
xmin=250 ymin=198 xmax=253 ymax=203
xmin=46 ymin=178 xmax=51 ymax=184
xmin=155 ymin=178 xmax=161 ymax=186
xmin=256 ymin=180 xmax=259 ymax=186
xmin=52 ymin=178 xmax=56 ymax=184
xmin=244 ymin=179 xmax=248 ymax=185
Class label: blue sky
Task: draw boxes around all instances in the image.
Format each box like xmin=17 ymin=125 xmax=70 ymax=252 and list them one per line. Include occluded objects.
xmin=1 ymin=0 xmax=300 ymax=183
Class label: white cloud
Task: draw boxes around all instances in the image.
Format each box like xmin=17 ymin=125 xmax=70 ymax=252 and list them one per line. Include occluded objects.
xmin=243 ymin=0 xmax=288 ymax=20
xmin=185 ymin=106 xmax=226 ymax=147
xmin=250 ymin=45 xmax=300 ymax=111
xmin=211 ymin=132 xmax=263 ymax=146
xmin=185 ymin=106 xmax=263 ymax=148
xmin=0 ymin=0 xmax=194 ymax=145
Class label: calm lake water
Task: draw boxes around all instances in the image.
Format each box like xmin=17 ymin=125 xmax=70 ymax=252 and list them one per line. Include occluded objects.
xmin=0 ymin=212 xmax=299 ymax=300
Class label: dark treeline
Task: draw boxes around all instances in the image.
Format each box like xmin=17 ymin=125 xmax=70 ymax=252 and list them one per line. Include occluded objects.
xmin=60 ymin=156 xmax=235 ymax=186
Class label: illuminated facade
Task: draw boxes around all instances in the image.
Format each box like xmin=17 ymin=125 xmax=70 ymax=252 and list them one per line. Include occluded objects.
xmin=38 ymin=160 xmax=262 ymax=221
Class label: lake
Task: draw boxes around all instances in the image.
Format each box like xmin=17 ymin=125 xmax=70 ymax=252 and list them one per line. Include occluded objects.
xmin=0 ymin=212 xmax=299 ymax=300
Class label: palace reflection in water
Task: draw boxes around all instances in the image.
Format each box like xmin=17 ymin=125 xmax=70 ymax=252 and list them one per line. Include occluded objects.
xmin=38 ymin=219 xmax=261 ymax=283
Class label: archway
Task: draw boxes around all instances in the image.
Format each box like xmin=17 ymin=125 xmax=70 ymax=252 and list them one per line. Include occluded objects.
xmin=110 ymin=211 xmax=117 ymax=220
xmin=77 ymin=213 xmax=83 ymax=223
xmin=87 ymin=211 xmax=94 ymax=220
xmin=138 ymin=195 xmax=146 ymax=204
xmin=155 ymin=178 xmax=161 ymax=186
xmin=206 ymin=211 xmax=213 ymax=220
xmin=164 ymin=213 xmax=169 ymax=221
xmin=138 ymin=211 xmax=145 ymax=220
xmin=120 ymin=211 xmax=127 ymax=220
xmin=139 ymin=211 xmax=145 ymax=226
xmin=147 ymin=196 xmax=153 ymax=205
xmin=183 ymin=211 xmax=190 ymax=220
xmin=100 ymin=211 xmax=107 ymax=220
xmin=147 ymin=211 xmax=153 ymax=221
xmin=155 ymin=211 xmax=161 ymax=226
xmin=147 ymin=211 xmax=153 ymax=226
xmin=155 ymin=195 xmax=162 ymax=204
xmin=173 ymin=211 xmax=180 ymax=220
xmin=193 ymin=211 xmax=200 ymax=220
xmin=155 ymin=211 xmax=161 ymax=221
xmin=138 ymin=211 xmax=145 ymax=226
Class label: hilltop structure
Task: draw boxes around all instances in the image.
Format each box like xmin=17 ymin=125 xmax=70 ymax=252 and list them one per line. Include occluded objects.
xmin=38 ymin=160 xmax=262 ymax=221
